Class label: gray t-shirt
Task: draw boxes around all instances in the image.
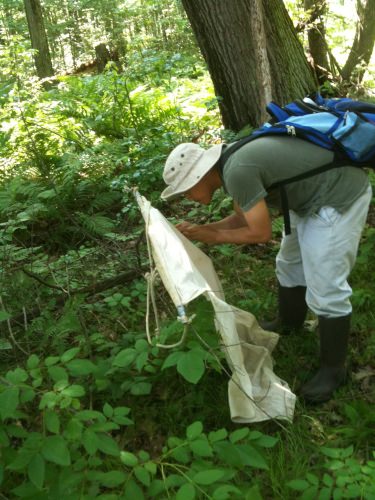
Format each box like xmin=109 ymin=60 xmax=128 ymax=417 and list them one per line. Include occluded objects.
xmin=222 ymin=136 xmax=369 ymax=215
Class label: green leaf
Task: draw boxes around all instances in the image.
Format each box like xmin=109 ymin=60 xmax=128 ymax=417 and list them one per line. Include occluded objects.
xmin=177 ymin=351 xmax=205 ymax=384
xmin=229 ymin=427 xmax=249 ymax=443
xmin=44 ymin=410 xmax=60 ymax=434
xmin=134 ymin=466 xmax=151 ymax=486
xmin=135 ymin=339 xmax=149 ymax=352
xmin=0 ymin=311 xmax=11 ymax=322
xmin=64 ymin=418 xmax=83 ymax=441
xmin=61 ymin=347 xmax=80 ymax=363
xmin=186 ymin=421 xmax=203 ymax=440
xmin=103 ymin=403 xmax=114 ymax=418
xmin=61 ymin=384 xmax=85 ymax=397
xmin=28 ymin=454 xmax=45 ymax=490
xmin=208 ymin=429 xmax=228 ymax=443
xmin=42 ymin=435 xmax=71 ymax=466
xmin=45 ymin=356 xmax=60 ymax=366
xmin=97 ymin=470 xmax=126 ymax=487
xmin=20 ymin=387 xmax=36 ymax=404
xmin=244 ymin=484 xmax=263 ymax=500
xmin=301 ymin=485 xmax=319 ymax=500
xmin=136 ymin=351 xmax=149 ymax=371
xmin=96 ymin=433 xmax=120 ymax=456
xmin=120 ymin=451 xmax=138 ymax=467
xmin=176 ymin=483 xmax=196 ymax=500
xmin=122 ymin=478 xmax=145 ymax=500
xmin=82 ymin=429 xmax=98 ymax=455
xmin=6 ymin=368 xmax=28 ymax=384
xmin=113 ymin=348 xmax=137 ymax=367
xmin=213 ymin=484 xmax=242 ymax=499
xmin=161 ymin=351 xmax=184 ymax=370
xmin=66 ymin=359 xmax=96 ymax=376
xmin=237 ymin=444 xmax=269 ymax=470
xmin=48 ymin=366 xmax=69 ymax=383
xmin=193 ymin=469 xmax=226 ymax=485
xmin=130 ymin=382 xmax=152 ymax=395
xmin=0 ymin=387 xmax=19 ymax=420
xmin=26 ymin=354 xmax=40 ymax=370
xmin=287 ymin=479 xmax=310 ymax=491
xmin=189 ymin=439 xmax=213 ymax=457
xmin=7 ymin=448 xmax=36 ymax=470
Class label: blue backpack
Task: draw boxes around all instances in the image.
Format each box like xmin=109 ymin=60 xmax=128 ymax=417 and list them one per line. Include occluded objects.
xmin=218 ymin=94 xmax=375 ymax=233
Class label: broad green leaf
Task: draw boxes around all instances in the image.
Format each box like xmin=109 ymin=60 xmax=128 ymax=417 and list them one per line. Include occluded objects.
xmin=97 ymin=470 xmax=126 ymax=487
xmin=42 ymin=435 xmax=71 ymax=466
xmin=193 ymin=469 xmax=226 ymax=485
xmin=176 ymin=483 xmax=196 ymax=500
xmin=135 ymin=351 xmax=149 ymax=371
xmin=20 ymin=387 xmax=36 ymax=404
xmin=135 ymin=339 xmax=149 ymax=352
xmin=0 ymin=387 xmax=19 ymax=420
xmin=301 ymin=485 xmax=319 ymax=500
xmin=26 ymin=354 xmax=40 ymax=370
xmin=186 ymin=421 xmax=203 ymax=440
xmin=45 ymin=356 xmax=60 ymax=366
xmin=44 ymin=410 xmax=60 ymax=434
xmin=7 ymin=448 xmax=36 ymax=470
xmin=61 ymin=384 xmax=85 ymax=397
xmin=103 ymin=402 xmax=113 ymax=418
xmin=66 ymin=359 xmax=96 ymax=376
xmin=213 ymin=484 xmax=242 ymax=500
xmin=61 ymin=347 xmax=80 ymax=363
xmin=287 ymin=479 xmax=310 ymax=491
xmin=177 ymin=351 xmax=205 ymax=384
xmin=244 ymin=484 xmax=263 ymax=500
xmin=161 ymin=351 xmax=184 ymax=370
xmin=64 ymin=418 xmax=83 ymax=440
xmin=0 ymin=311 xmax=11 ymax=322
xmin=28 ymin=454 xmax=45 ymax=490
xmin=82 ymin=429 xmax=98 ymax=455
xmin=96 ymin=433 xmax=120 ymax=456
xmin=237 ymin=444 xmax=269 ymax=470
xmin=6 ymin=368 xmax=28 ymax=384
xmin=120 ymin=451 xmax=138 ymax=467
xmin=229 ymin=427 xmax=249 ymax=443
xmin=48 ymin=366 xmax=69 ymax=383
xmin=189 ymin=439 xmax=213 ymax=457
xmin=112 ymin=348 xmax=137 ymax=368
xmin=134 ymin=466 xmax=151 ymax=487
xmin=208 ymin=428 xmax=228 ymax=443
xmin=39 ymin=391 xmax=58 ymax=409
xmin=130 ymin=382 xmax=152 ymax=395
xmin=122 ymin=478 xmax=145 ymax=500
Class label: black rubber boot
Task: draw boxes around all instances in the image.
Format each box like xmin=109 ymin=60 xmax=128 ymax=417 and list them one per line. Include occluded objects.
xmin=299 ymin=314 xmax=351 ymax=403
xmin=260 ymin=284 xmax=307 ymax=333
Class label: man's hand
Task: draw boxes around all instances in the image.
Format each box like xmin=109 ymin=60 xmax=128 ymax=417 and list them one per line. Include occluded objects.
xmin=176 ymin=221 xmax=218 ymax=244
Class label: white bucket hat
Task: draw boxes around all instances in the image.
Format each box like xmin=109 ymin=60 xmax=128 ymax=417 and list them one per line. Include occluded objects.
xmin=161 ymin=142 xmax=223 ymax=200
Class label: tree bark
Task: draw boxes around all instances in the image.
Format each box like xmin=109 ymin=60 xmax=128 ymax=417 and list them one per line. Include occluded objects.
xmin=181 ymin=0 xmax=317 ymax=131
xmin=342 ymin=0 xmax=375 ymax=82
xmin=304 ymin=0 xmax=330 ymax=84
xmin=23 ymin=0 xmax=54 ymax=79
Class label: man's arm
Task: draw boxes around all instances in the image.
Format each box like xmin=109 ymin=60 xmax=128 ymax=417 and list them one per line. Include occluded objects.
xmin=178 ymin=199 xmax=272 ymax=245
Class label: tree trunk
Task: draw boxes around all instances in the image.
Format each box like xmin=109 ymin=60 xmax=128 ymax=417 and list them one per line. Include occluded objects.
xmin=23 ymin=0 xmax=54 ymax=79
xmin=342 ymin=0 xmax=375 ymax=82
xmin=181 ymin=0 xmax=317 ymax=131
xmin=304 ymin=0 xmax=330 ymax=84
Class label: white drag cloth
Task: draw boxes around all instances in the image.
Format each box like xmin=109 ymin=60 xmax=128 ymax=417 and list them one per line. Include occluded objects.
xmin=136 ymin=193 xmax=296 ymax=423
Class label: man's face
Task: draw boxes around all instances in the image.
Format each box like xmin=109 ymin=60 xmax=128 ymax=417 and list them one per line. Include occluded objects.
xmin=184 ymin=176 xmax=212 ymax=205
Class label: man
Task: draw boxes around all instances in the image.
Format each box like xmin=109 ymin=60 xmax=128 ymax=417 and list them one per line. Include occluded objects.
xmin=161 ymin=137 xmax=372 ymax=403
